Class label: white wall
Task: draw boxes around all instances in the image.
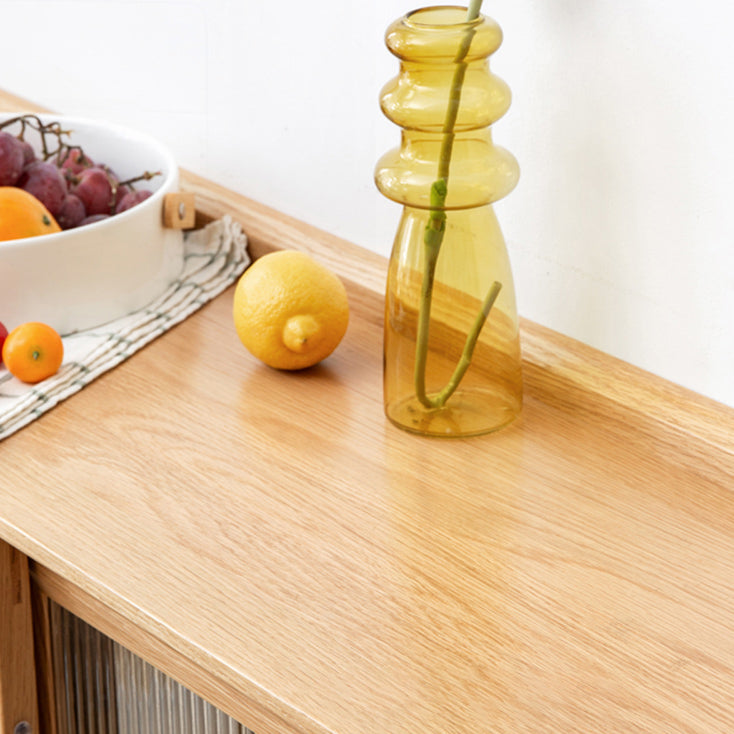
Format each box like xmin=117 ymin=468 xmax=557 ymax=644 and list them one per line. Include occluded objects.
xmin=2 ymin=0 xmax=732 ymax=407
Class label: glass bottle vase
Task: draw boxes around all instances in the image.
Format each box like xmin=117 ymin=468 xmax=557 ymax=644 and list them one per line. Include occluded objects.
xmin=375 ymin=6 xmax=523 ymax=437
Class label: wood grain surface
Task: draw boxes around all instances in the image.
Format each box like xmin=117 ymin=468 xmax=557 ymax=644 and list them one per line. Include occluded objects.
xmin=1 ymin=90 xmax=733 ymax=734
xmin=0 ymin=540 xmax=39 ymax=733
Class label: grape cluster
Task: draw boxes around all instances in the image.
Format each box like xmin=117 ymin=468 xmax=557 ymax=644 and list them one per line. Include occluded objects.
xmin=0 ymin=115 xmax=159 ymax=231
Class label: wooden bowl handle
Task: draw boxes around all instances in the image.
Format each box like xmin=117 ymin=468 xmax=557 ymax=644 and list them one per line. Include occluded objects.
xmin=163 ymin=192 xmax=196 ymax=229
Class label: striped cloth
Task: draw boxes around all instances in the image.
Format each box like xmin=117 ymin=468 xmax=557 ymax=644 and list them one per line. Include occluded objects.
xmin=0 ymin=215 xmax=249 ymax=441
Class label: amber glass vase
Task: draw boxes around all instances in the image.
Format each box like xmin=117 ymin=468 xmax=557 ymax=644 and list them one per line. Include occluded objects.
xmin=375 ymin=5 xmax=522 ymax=438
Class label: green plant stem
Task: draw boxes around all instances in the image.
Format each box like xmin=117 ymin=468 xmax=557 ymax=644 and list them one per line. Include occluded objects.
xmin=432 ymin=280 xmax=501 ymax=408
xmin=415 ymin=0 xmax=501 ymax=410
xmin=466 ymin=0 xmax=483 ymax=18
xmin=414 ymin=233 xmax=441 ymax=404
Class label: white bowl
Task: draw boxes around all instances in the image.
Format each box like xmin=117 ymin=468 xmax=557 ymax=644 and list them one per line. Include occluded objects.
xmin=0 ymin=113 xmax=185 ymax=334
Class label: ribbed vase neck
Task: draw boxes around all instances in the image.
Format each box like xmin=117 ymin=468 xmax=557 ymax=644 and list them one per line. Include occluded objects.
xmin=375 ymin=5 xmax=518 ymax=209
xmin=385 ymin=6 xmax=502 ymax=64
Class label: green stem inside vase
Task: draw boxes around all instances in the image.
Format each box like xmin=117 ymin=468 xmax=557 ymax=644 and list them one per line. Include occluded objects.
xmin=415 ymin=0 xmax=502 ymax=410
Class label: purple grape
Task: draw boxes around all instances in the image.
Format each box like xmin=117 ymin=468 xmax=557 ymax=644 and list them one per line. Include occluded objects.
xmin=72 ymin=166 xmax=116 ymax=216
xmin=56 ymin=193 xmax=86 ymax=229
xmin=79 ymin=213 xmax=110 ymax=226
xmin=111 ymin=183 xmax=130 ymax=210
xmin=59 ymin=147 xmax=93 ymax=175
xmin=0 ymin=131 xmax=25 ymax=186
xmin=98 ymin=163 xmax=119 ymax=178
xmin=19 ymin=140 xmax=36 ymax=167
xmin=115 ymin=189 xmax=152 ymax=214
xmin=17 ymin=161 xmax=68 ymax=216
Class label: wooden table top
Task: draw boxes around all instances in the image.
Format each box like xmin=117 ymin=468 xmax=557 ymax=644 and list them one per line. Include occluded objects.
xmin=2 ymin=89 xmax=734 ymax=734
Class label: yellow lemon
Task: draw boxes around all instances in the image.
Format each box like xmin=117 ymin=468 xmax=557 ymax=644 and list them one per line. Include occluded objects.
xmin=233 ymin=250 xmax=349 ymax=370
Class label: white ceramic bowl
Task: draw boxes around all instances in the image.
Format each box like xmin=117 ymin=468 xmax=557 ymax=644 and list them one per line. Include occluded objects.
xmin=0 ymin=113 xmax=184 ymax=334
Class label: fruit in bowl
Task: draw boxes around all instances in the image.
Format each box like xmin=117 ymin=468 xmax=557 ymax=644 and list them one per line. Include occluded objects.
xmin=0 ymin=186 xmax=61 ymax=240
xmin=0 ymin=115 xmax=161 ymax=235
xmin=0 ymin=113 xmax=185 ymax=335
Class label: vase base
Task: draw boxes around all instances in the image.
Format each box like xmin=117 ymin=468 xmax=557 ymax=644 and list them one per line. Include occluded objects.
xmin=385 ymin=389 xmax=520 ymax=438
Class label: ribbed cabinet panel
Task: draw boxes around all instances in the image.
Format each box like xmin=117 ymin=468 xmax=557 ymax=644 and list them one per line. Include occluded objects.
xmin=49 ymin=601 xmax=253 ymax=734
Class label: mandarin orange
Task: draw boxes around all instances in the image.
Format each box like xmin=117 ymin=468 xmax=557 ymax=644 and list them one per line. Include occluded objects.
xmin=2 ymin=322 xmax=64 ymax=383
xmin=0 ymin=186 xmax=61 ymax=241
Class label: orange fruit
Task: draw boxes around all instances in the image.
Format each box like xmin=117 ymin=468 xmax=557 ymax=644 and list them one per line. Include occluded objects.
xmin=0 ymin=186 xmax=61 ymax=241
xmin=2 ymin=322 xmax=64 ymax=383
xmin=233 ymin=250 xmax=349 ymax=370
